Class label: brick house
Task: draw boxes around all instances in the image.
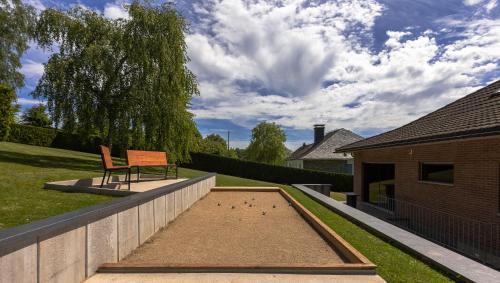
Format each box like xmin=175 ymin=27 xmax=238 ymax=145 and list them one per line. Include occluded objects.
xmin=286 ymin=125 xmax=363 ymax=174
xmin=337 ymin=80 xmax=500 ymax=266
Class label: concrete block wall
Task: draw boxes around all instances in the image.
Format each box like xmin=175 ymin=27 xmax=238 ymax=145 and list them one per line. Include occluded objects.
xmin=0 ymin=175 xmax=215 ymax=283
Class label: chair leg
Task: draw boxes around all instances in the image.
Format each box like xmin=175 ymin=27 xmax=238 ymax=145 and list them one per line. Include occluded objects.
xmin=106 ymin=171 xmax=111 ymax=184
xmin=100 ymin=170 xmax=107 ymax=188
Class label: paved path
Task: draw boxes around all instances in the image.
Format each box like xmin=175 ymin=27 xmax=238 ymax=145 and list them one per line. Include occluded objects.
xmin=293 ymin=184 xmax=500 ymax=283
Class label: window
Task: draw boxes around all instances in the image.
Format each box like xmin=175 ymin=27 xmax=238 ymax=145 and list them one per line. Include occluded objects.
xmin=420 ymin=163 xmax=454 ymax=184
xmin=362 ymin=163 xmax=395 ymax=211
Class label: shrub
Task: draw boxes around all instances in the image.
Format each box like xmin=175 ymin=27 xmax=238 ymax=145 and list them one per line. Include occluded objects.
xmin=8 ymin=124 xmax=57 ymax=146
xmin=0 ymin=84 xmax=18 ymax=141
xmin=183 ymin=152 xmax=353 ymax=191
xmin=7 ymin=124 xmax=110 ymax=155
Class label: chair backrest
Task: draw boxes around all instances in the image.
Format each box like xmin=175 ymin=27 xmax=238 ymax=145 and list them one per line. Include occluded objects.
xmin=127 ymin=150 xmax=168 ymax=167
xmin=99 ymin=145 xmax=114 ymax=169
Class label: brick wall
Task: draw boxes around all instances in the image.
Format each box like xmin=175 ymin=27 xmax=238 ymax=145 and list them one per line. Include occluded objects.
xmin=303 ymin=159 xmax=352 ymax=174
xmin=353 ymin=136 xmax=500 ymax=224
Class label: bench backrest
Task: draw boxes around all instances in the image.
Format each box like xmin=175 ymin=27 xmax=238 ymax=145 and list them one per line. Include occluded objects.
xmin=99 ymin=145 xmax=114 ymax=169
xmin=127 ymin=150 xmax=168 ymax=167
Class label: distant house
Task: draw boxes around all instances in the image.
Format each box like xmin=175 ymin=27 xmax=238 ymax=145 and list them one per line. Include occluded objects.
xmin=286 ymin=125 xmax=363 ymax=174
xmin=337 ymin=80 xmax=500 ymax=266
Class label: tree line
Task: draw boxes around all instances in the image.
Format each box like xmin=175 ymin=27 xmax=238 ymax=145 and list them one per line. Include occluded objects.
xmin=200 ymin=121 xmax=290 ymax=165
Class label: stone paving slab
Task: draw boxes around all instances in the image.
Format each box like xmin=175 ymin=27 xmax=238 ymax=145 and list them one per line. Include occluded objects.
xmin=85 ymin=273 xmax=386 ymax=283
xmin=44 ymin=175 xmax=187 ymax=196
xmin=292 ymin=184 xmax=500 ymax=283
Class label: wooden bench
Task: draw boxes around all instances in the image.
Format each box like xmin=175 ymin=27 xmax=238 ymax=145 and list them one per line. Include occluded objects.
xmin=99 ymin=145 xmax=131 ymax=190
xmin=126 ymin=149 xmax=178 ymax=181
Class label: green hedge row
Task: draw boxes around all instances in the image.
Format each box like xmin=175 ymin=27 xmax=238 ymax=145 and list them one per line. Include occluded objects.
xmin=183 ymin=152 xmax=353 ymax=192
xmin=7 ymin=124 xmax=111 ymax=155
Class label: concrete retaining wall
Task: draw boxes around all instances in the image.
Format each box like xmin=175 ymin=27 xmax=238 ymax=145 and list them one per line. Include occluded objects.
xmin=0 ymin=174 xmax=216 ymax=283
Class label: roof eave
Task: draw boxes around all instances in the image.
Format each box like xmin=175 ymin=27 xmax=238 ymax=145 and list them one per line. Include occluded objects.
xmin=337 ymin=126 xmax=500 ymax=152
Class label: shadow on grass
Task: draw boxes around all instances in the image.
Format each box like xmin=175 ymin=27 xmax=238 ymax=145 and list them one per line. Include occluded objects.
xmin=0 ymin=150 xmax=102 ymax=173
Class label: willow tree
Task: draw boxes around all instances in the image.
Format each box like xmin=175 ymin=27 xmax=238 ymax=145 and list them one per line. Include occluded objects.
xmin=0 ymin=0 xmax=35 ymax=89
xmin=32 ymin=2 xmax=199 ymax=161
xmin=246 ymin=122 xmax=287 ymax=165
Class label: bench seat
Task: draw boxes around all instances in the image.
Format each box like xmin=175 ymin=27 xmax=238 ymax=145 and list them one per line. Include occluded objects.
xmin=126 ymin=149 xmax=177 ymax=181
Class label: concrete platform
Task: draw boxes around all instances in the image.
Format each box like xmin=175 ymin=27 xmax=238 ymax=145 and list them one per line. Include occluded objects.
xmin=45 ymin=174 xmax=187 ymax=196
xmin=85 ymin=273 xmax=386 ymax=283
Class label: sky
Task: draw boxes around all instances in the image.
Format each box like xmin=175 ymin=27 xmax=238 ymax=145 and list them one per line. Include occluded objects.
xmin=17 ymin=0 xmax=500 ymax=150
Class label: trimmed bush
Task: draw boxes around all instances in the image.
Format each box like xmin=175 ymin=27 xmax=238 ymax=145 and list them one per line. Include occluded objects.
xmin=183 ymin=152 xmax=353 ymax=192
xmin=7 ymin=124 xmax=108 ymax=155
xmin=8 ymin=124 xmax=57 ymax=146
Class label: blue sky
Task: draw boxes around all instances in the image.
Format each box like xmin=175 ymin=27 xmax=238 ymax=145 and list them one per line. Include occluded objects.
xmin=18 ymin=0 xmax=500 ymax=149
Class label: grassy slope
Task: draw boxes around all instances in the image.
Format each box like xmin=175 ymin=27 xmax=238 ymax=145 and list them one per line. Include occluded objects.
xmin=0 ymin=142 xmax=452 ymax=282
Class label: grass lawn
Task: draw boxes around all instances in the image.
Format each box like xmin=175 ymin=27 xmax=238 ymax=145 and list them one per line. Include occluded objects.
xmin=0 ymin=142 xmax=452 ymax=282
xmin=0 ymin=142 xmax=204 ymax=229
xmin=330 ymin=191 xmax=347 ymax=201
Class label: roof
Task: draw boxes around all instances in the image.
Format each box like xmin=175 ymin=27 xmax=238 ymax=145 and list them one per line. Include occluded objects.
xmin=338 ymin=79 xmax=500 ymax=152
xmin=289 ymin=128 xmax=363 ymax=160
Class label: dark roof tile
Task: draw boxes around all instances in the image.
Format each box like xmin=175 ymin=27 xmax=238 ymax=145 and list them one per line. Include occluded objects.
xmin=289 ymin=128 xmax=363 ymax=160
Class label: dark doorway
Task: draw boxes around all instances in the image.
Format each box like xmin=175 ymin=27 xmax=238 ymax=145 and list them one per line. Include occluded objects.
xmin=362 ymin=163 xmax=395 ymax=211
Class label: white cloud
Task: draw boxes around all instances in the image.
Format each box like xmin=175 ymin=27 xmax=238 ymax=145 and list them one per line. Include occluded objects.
xmin=464 ymin=0 xmax=484 ymax=5
xmin=187 ymin=0 xmax=500 ymax=137
xmin=463 ymin=0 xmax=497 ymax=12
xmin=17 ymin=97 xmax=46 ymax=106
xmin=103 ymin=2 xmax=130 ymax=20
xmin=21 ymin=60 xmax=44 ymax=78
xmin=22 ymin=0 xmax=45 ymax=11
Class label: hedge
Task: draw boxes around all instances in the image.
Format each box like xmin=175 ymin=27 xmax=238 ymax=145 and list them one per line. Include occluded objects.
xmin=183 ymin=152 xmax=353 ymax=192
xmin=7 ymin=124 xmax=111 ymax=155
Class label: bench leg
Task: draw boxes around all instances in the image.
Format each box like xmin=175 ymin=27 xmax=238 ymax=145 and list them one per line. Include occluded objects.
xmin=128 ymin=168 xmax=131 ymax=190
xmin=100 ymin=170 xmax=107 ymax=188
xmin=165 ymin=166 xmax=168 ymax=179
xmin=136 ymin=167 xmax=140 ymax=183
xmin=175 ymin=165 xmax=178 ymax=179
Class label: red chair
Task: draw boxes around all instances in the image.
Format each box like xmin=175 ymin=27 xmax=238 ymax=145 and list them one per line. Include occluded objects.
xmin=99 ymin=145 xmax=131 ymax=190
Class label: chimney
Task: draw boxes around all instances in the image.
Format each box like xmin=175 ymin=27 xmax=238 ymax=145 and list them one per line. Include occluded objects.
xmin=314 ymin=124 xmax=325 ymax=144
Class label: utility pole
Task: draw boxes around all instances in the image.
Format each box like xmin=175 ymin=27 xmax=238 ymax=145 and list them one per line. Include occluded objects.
xmin=227 ymin=131 xmax=230 ymax=150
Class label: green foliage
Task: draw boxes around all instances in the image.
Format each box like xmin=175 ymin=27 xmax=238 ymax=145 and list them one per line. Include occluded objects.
xmin=21 ymin=104 xmax=51 ymax=127
xmin=8 ymin=124 xmax=106 ymax=154
xmin=234 ymin=148 xmax=247 ymax=159
xmin=199 ymin=134 xmax=227 ymax=156
xmin=8 ymin=124 xmax=57 ymax=146
xmin=183 ymin=152 xmax=353 ymax=191
xmin=0 ymin=0 xmax=35 ymax=89
xmin=197 ymin=133 xmax=239 ymax=158
xmin=246 ymin=122 xmax=287 ymax=165
xmin=0 ymin=84 xmax=18 ymax=140
xmin=32 ymin=2 xmax=199 ymax=161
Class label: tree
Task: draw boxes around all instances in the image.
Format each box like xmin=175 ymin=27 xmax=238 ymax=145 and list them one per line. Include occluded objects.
xmin=234 ymin=148 xmax=247 ymax=159
xmin=0 ymin=84 xmax=18 ymax=140
xmin=199 ymin=134 xmax=228 ymax=156
xmin=0 ymin=0 xmax=35 ymax=89
xmin=21 ymin=104 xmax=50 ymax=127
xmin=32 ymin=2 xmax=199 ymax=161
xmin=246 ymin=122 xmax=287 ymax=165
